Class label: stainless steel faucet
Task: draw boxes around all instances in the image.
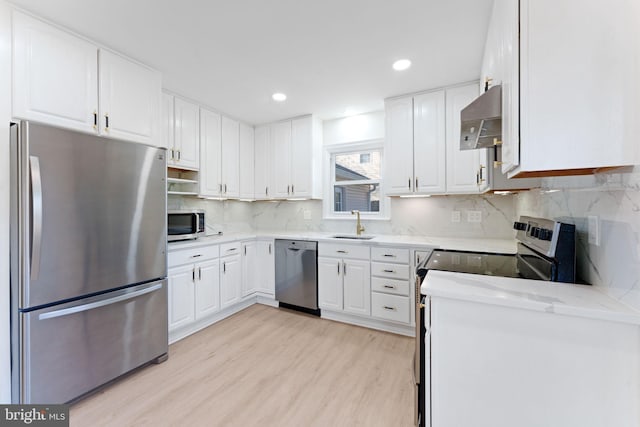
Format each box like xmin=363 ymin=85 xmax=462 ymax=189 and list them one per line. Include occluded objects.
xmin=351 ymin=210 xmax=365 ymax=236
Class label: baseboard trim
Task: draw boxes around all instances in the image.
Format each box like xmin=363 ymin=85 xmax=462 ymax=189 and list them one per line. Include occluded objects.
xmin=321 ymin=310 xmax=415 ymax=337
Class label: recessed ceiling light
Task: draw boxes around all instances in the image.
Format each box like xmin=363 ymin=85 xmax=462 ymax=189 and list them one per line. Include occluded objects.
xmin=272 ymin=92 xmax=287 ymax=102
xmin=392 ymin=59 xmax=412 ymax=71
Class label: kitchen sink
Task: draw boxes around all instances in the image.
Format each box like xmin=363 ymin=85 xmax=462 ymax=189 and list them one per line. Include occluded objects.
xmin=331 ymin=234 xmax=375 ymax=240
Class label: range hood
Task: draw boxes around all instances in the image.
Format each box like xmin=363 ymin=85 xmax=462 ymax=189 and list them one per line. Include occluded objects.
xmin=460 ymin=85 xmax=502 ymax=150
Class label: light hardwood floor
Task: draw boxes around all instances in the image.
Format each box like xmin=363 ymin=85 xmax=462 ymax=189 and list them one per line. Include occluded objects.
xmin=70 ymin=304 xmax=415 ymax=427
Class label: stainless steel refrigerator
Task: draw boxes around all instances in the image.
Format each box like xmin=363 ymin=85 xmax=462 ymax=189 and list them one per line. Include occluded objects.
xmin=10 ymin=121 xmax=169 ymax=404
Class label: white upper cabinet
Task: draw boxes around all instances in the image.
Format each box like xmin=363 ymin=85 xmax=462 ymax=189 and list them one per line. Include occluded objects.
xmin=221 ymin=116 xmax=240 ymax=198
xmin=445 ymin=84 xmax=489 ymax=194
xmin=384 ymin=97 xmax=415 ymax=195
xmin=172 ymin=98 xmax=200 ymax=170
xmin=484 ymin=0 xmax=640 ymax=177
xmin=12 ymin=11 xmax=98 ymax=134
xmin=12 ymin=11 xmax=161 ymax=146
xmin=199 ymin=108 xmax=222 ymax=197
xmin=413 ymin=91 xmax=446 ymax=193
xmin=253 ymin=125 xmax=273 ymax=200
xmin=98 ymin=50 xmax=161 ymax=145
xmin=268 ymin=115 xmax=322 ymax=200
xmin=239 ymin=123 xmax=255 ymax=200
xmin=385 ymin=85 xmax=484 ymax=196
xmin=272 ymin=120 xmax=292 ymax=199
xmin=161 ymin=93 xmax=174 ymax=150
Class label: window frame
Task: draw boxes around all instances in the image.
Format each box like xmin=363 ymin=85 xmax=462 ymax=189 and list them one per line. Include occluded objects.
xmin=323 ymin=139 xmax=390 ymax=220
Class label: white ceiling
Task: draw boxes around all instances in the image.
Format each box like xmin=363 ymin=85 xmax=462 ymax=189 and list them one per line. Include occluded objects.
xmin=9 ymin=0 xmax=493 ymax=125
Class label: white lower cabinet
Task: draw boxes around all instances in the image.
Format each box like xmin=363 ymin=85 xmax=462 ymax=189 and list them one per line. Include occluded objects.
xmin=241 ymin=241 xmax=257 ymax=297
xmin=256 ymin=240 xmax=275 ymax=295
xmin=342 ymin=259 xmax=371 ymax=316
xmin=168 ymin=264 xmax=196 ymax=331
xmin=318 ymin=243 xmax=371 ymax=317
xmin=220 ymin=252 xmax=242 ymax=309
xmin=195 ymin=259 xmax=220 ymax=319
xmin=370 ymin=247 xmax=412 ymax=325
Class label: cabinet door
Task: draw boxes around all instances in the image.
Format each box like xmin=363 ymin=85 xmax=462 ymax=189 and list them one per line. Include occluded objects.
xmin=199 ymin=108 xmax=222 ymax=197
xmin=500 ymin=0 xmax=519 ymax=174
xmin=271 ymin=121 xmax=292 ymax=198
xmin=98 ymin=50 xmax=161 ymax=145
xmin=221 ymin=116 xmax=240 ymax=198
xmin=342 ymin=259 xmax=371 ymax=316
xmin=290 ymin=116 xmax=312 ymax=197
xmin=413 ymin=91 xmax=446 ymax=194
xmin=254 ymin=125 xmax=272 ymax=200
xmin=168 ymin=265 xmax=195 ymax=331
xmin=384 ymin=97 xmax=415 ymax=195
xmin=256 ymin=241 xmax=275 ymax=295
xmin=241 ymin=241 xmax=257 ymax=296
xmin=239 ymin=123 xmax=255 ymax=200
xmin=161 ymin=93 xmax=174 ymax=152
xmin=195 ymin=259 xmax=220 ymax=320
xmin=445 ymin=84 xmax=488 ymax=194
xmin=220 ymin=255 xmax=241 ymax=309
xmin=174 ymin=98 xmax=200 ymax=170
xmin=318 ymin=257 xmax=343 ymax=311
xmin=12 ymin=11 xmax=98 ymax=134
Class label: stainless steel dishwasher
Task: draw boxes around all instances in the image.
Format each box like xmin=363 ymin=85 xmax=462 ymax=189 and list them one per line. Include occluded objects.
xmin=275 ymin=239 xmax=319 ymax=315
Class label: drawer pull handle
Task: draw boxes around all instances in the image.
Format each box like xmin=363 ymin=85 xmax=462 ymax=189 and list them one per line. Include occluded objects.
xmin=383 ymin=254 xmax=396 ymax=257
xmin=227 ymin=248 xmax=237 ymax=252
xmin=191 ymin=254 xmax=202 ymax=258
xmin=383 ymin=285 xmax=395 ymax=289
xmin=383 ymin=306 xmax=396 ymax=311
xmin=383 ymin=269 xmax=395 ymax=273
xmin=337 ymin=250 xmax=347 ymax=254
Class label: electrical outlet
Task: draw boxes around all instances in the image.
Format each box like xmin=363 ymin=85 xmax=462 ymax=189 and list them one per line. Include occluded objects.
xmin=467 ymin=210 xmax=482 ymax=223
xmin=588 ymin=215 xmax=600 ymax=246
xmin=451 ymin=211 xmax=461 ymax=223
xmin=303 ymin=209 xmax=312 ymax=220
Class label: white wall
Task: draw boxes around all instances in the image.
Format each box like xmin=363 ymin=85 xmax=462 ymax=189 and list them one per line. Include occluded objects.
xmin=323 ymin=112 xmax=385 ymax=144
xmin=0 ymin=0 xmax=12 ymax=403
xmin=516 ymin=167 xmax=640 ymax=311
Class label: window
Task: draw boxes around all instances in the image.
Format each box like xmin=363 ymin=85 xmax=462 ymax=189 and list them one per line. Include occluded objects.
xmin=323 ymin=140 xmax=389 ymax=219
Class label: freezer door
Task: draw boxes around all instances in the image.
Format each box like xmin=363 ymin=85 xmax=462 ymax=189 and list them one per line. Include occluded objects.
xmin=15 ymin=122 xmax=167 ymax=308
xmin=18 ymin=280 xmax=168 ymax=404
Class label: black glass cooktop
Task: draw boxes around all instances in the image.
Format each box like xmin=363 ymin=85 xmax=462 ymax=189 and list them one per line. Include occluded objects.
xmin=420 ymin=249 xmax=521 ymax=279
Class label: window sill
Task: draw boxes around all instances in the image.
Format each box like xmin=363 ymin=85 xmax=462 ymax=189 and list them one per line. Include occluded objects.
xmin=322 ymin=214 xmax=390 ymax=221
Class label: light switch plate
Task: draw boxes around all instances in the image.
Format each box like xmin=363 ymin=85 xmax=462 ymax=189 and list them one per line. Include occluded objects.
xmin=467 ymin=210 xmax=482 ymax=223
xmin=588 ymin=215 xmax=600 ymax=246
xmin=451 ymin=211 xmax=461 ymax=223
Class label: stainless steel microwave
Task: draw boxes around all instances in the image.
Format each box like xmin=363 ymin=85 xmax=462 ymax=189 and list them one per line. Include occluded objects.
xmin=168 ymin=210 xmax=205 ymax=241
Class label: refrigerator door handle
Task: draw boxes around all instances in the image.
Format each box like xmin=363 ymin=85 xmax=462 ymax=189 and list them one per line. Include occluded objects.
xmin=30 ymin=155 xmax=43 ymax=281
xmin=38 ymin=283 xmax=163 ymax=320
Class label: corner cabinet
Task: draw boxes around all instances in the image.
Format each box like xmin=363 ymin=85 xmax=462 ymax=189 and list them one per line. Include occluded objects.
xmin=267 ymin=115 xmax=322 ymax=200
xmin=484 ymin=0 xmax=640 ymax=177
xmin=12 ymin=11 xmax=161 ymax=146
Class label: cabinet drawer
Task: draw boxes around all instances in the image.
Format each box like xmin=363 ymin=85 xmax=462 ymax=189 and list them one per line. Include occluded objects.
xmin=318 ymin=243 xmax=370 ymax=260
xmin=371 ymin=247 xmax=409 ymax=264
xmin=371 ymin=277 xmax=410 ymax=296
xmin=371 ymin=293 xmax=410 ymax=324
xmin=220 ymin=241 xmax=241 ymax=257
xmin=168 ymin=245 xmax=219 ymax=267
xmin=371 ymin=262 xmax=410 ymax=280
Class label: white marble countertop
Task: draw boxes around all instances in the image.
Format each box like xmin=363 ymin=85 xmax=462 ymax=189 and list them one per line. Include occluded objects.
xmin=168 ymin=231 xmax=518 ymax=254
xmin=421 ymin=270 xmax=640 ymax=325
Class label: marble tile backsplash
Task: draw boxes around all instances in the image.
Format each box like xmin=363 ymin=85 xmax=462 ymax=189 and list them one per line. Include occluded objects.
xmin=168 ymin=197 xmax=254 ymax=235
xmin=515 ymin=166 xmax=640 ymax=311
